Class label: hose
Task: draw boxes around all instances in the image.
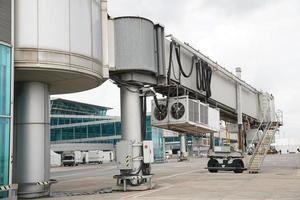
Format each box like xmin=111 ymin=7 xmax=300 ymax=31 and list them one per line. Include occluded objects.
xmin=196 ymin=60 xmax=212 ymax=98
xmin=175 ymin=46 xmax=196 ymax=78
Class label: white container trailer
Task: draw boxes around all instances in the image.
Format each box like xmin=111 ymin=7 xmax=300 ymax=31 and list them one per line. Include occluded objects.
xmin=102 ymin=151 xmax=114 ymax=163
xmin=84 ymin=150 xmax=104 ymax=164
xmin=50 ymin=150 xmax=61 ymax=167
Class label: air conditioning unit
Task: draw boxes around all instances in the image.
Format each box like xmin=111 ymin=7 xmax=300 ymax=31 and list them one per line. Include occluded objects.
xmin=151 ymin=98 xmax=169 ymax=125
xmin=151 ymin=96 xmax=220 ymax=135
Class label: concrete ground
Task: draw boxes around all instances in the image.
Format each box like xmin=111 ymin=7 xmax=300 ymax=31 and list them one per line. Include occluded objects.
xmin=43 ymin=153 xmax=300 ymax=200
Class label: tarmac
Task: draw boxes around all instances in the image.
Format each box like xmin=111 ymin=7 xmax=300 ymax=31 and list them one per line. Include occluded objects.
xmin=42 ymin=153 xmax=300 ymax=200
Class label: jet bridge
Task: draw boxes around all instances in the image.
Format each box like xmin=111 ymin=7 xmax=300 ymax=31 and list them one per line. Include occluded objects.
xmin=107 ymin=16 xmax=280 ymax=186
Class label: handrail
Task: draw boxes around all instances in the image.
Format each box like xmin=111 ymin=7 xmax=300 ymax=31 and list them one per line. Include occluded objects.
xmin=257 ymin=121 xmax=279 ymax=170
xmin=248 ymin=118 xmax=265 ymax=150
xmin=248 ymin=121 xmax=271 ymax=167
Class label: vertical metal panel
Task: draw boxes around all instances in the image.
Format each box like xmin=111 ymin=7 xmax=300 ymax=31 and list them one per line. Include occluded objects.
xmin=14 ymin=0 xmax=104 ymax=94
xmin=92 ymin=0 xmax=102 ymax=62
xmin=38 ymin=0 xmax=69 ymax=51
xmin=241 ymin=88 xmax=259 ymax=119
xmin=15 ymin=0 xmax=101 ymax=60
xmin=114 ymin=17 xmax=156 ymax=73
xmin=15 ymin=0 xmax=38 ymax=47
xmin=154 ymin=25 xmax=165 ymax=76
xmin=70 ymin=0 xmax=92 ymax=57
xmin=0 ymin=0 xmax=11 ymax=43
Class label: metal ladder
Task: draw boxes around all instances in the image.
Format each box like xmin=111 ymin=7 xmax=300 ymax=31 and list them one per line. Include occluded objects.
xmin=248 ymin=121 xmax=278 ymax=173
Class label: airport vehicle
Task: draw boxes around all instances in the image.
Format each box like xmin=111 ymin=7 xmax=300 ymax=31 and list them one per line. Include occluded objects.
xmin=62 ymin=151 xmax=83 ymax=166
xmin=207 ymin=145 xmax=245 ymax=173
xmin=84 ymin=150 xmax=104 ymax=164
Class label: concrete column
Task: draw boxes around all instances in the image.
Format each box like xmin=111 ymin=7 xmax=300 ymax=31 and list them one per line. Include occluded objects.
xmin=120 ymin=85 xmax=142 ymax=173
xmin=13 ymin=82 xmax=50 ymax=198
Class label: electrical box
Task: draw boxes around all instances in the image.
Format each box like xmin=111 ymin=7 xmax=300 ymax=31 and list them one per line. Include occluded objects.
xmin=143 ymin=141 xmax=154 ymax=164
xmin=116 ymin=140 xmax=133 ymax=170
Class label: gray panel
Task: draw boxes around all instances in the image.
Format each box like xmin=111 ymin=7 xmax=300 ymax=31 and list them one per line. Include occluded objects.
xmin=116 ymin=140 xmax=133 ymax=170
xmin=241 ymin=87 xmax=259 ymax=119
xmin=0 ymin=0 xmax=11 ymax=44
xmin=114 ymin=17 xmax=156 ymax=73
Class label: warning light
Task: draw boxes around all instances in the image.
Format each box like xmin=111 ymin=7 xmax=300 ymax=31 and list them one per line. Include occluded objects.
xmin=144 ymin=145 xmax=148 ymax=149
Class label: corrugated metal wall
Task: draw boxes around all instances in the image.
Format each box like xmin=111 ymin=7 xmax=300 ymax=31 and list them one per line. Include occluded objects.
xmin=0 ymin=0 xmax=11 ymax=44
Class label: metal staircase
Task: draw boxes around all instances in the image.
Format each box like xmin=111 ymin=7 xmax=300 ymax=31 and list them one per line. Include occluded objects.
xmin=247 ymin=121 xmax=279 ymax=173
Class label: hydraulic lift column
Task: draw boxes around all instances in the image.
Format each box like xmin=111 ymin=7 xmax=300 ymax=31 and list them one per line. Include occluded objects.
xmin=120 ymin=85 xmax=142 ymax=174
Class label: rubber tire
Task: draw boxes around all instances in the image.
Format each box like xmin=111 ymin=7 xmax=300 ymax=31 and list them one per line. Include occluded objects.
xmin=208 ymin=159 xmax=219 ymax=173
xmin=233 ymin=159 xmax=244 ymax=173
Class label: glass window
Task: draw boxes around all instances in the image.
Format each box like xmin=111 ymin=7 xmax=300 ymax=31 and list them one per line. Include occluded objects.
xmin=88 ymin=124 xmax=100 ymax=138
xmin=0 ymin=45 xmax=11 ymax=195
xmin=71 ymin=118 xmax=82 ymax=124
xmin=75 ymin=126 xmax=87 ymax=139
xmin=101 ymin=123 xmax=115 ymax=137
xmin=0 ymin=45 xmax=11 ymax=116
xmin=0 ymin=118 xmax=10 ymax=187
xmin=50 ymin=118 xmax=59 ymax=126
xmin=115 ymin=122 xmax=121 ymax=135
xmin=61 ymin=127 xmax=74 ymax=140
xmin=50 ymin=128 xmax=62 ymax=141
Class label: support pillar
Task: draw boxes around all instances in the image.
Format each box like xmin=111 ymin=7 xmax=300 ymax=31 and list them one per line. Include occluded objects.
xmin=236 ymin=67 xmax=243 ymax=152
xmin=13 ymin=82 xmax=50 ymax=198
xmin=120 ymin=85 xmax=142 ymax=174
xmin=180 ymin=134 xmax=186 ymax=154
xmin=179 ymin=134 xmax=188 ymax=160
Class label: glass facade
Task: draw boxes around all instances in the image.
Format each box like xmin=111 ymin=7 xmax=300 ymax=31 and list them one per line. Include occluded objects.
xmin=0 ymin=44 xmax=11 ymax=192
xmin=51 ymin=98 xmax=109 ymax=116
xmin=50 ymin=99 xmax=166 ymax=161
xmin=50 ymin=99 xmax=121 ymax=144
xmin=51 ymin=121 xmax=122 ymax=143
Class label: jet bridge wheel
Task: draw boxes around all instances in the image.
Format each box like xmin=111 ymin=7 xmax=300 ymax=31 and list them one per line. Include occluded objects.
xmin=207 ymin=158 xmax=220 ymax=173
xmin=232 ymin=159 xmax=244 ymax=173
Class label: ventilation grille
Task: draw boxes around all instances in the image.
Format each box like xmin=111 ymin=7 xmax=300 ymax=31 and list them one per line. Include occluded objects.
xmin=200 ymin=104 xmax=208 ymax=124
xmin=188 ymin=100 xmax=199 ymax=123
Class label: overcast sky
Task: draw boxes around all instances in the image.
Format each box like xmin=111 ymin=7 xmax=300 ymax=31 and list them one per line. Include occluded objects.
xmin=55 ymin=0 xmax=300 ymax=140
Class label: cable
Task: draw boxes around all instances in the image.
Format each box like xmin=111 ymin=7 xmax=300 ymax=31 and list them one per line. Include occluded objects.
xmin=196 ymin=60 xmax=212 ymax=98
xmin=167 ymin=41 xmax=174 ymax=85
xmin=175 ymin=46 xmax=196 ymax=78
xmin=109 ymin=79 xmax=140 ymax=94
